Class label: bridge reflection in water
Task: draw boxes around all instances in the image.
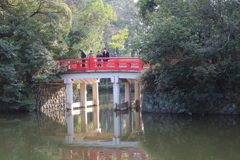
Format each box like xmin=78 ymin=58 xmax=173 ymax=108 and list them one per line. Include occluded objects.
xmin=63 ymin=106 xmax=147 ymax=160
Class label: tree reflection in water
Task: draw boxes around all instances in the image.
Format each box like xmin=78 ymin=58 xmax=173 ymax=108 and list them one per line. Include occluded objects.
xmin=141 ymin=114 xmax=240 ymax=160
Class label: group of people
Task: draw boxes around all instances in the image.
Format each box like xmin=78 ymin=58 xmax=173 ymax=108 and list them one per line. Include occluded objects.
xmin=78 ymin=48 xmax=110 ymax=67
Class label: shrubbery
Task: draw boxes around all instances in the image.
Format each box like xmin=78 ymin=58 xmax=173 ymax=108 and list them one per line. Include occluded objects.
xmin=135 ymin=0 xmax=240 ymax=113
xmin=140 ymin=60 xmax=240 ymax=113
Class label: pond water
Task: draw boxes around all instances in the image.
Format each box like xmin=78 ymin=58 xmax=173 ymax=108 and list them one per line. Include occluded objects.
xmin=1 ymin=92 xmax=240 ymax=160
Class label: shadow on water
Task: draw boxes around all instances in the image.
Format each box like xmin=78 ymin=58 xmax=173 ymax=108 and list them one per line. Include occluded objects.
xmin=141 ymin=113 xmax=240 ymax=160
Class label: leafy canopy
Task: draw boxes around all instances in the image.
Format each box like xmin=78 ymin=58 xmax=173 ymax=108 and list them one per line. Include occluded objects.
xmin=63 ymin=0 xmax=116 ymax=59
xmin=0 ymin=0 xmax=72 ymax=110
xmin=108 ymin=28 xmax=129 ymax=50
xmin=135 ymin=0 xmax=240 ymax=113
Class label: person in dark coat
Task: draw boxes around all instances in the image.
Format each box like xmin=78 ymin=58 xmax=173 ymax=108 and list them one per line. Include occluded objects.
xmin=79 ymin=49 xmax=87 ymax=67
xmin=102 ymin=48 xmax=109 ymax=61
xmin=96 ymin=50 xmax=102 ymax=67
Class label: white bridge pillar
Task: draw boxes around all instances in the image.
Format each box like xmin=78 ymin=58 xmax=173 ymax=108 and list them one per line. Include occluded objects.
xmin=111 ymin=76 xmax=120 ymax=109
xmin=113 ymin=112 xmax=121 ymax=145
xmin=126 ymin=110 xmax=132 ymax=134
xmin=81 ymin=109 xmax=87 ymax=132
xmin=134 ymin=81 xmax=141 ymax=107
xmin=125 ymin=82 xmax=131 ymax=107
xmin=93 ymin=105 xmax=101 ymax=132
xmin=66 ymin=111 xmax=74 ymax=142
xmin=80 ymin=83 xmax=87 ymax=107
xmin=64 ymin=78 xmax=73 ymax=110
xmin=92 ymin=81 xmax=99 ymax=106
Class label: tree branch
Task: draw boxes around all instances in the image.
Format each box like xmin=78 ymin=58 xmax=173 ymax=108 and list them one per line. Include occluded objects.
xmin=0 ymin=0 xmax=17 ymax=9
xmin=29 ymin=0 xmax=46 ymax=17
xmin=217 ymin=32 xmax=230 ymax=51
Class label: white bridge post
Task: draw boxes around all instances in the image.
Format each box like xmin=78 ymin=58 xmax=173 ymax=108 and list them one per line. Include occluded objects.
xmin=93 ymin=105 xmax=101 ymax=132
xmin=126 ymin=110 xmax=132 ymax=134
xmin=92 ymin=80 xmax=99 ymax=106
xmin=65 ymin=78 xmax=73 ymax=110
xmin=80 ymin=82 xmax=87 ymax=107
xmin=111 ymin=76 xmax=120 ymax=109
xmin=66 ymin=111 xmax=74 ymax=142
xmin=113 ymin=112 xmax=121 ymax=145
xmin=81 ymin=109 xmax=87 ymax=132
xmin=125 ymin=82 xmax=131 ymax=107
xmin=134 ymin=81 xmax=141 ymax=107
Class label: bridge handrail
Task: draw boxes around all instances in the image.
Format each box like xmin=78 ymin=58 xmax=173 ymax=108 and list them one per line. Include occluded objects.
xmin=57 ymin=56 xmax=149 ymax=72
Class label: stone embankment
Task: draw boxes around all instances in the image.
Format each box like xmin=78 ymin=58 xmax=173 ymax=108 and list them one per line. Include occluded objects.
xmin=141 ymin=92 xmax=240 ymax=114
xmin=36 ymin=82 xmax=66 ymax=112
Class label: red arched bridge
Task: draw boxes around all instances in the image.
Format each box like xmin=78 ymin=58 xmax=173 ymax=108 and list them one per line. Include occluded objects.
xmin=58 ymin=56 xmax=149 ymax=72
xmin=58 ymin=56 xmax=149 ymax=110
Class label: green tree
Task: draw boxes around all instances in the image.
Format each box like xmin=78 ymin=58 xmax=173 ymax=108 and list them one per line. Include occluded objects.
xmin=107 ymin=28 xmax=129 ymax=56
xmin=135 ymin=0 xmax=240 ymax=113
xmin=103 ymin=0 xmax=139 ymax=56
xmin=63 ymin=0 xmax=116 ymax=59
xmin=0 ymin=0 xmax=72 ymax=110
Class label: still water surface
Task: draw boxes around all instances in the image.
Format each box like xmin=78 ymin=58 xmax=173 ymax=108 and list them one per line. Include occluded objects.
xmin=1 ymin=93 xmax=240 ymax=160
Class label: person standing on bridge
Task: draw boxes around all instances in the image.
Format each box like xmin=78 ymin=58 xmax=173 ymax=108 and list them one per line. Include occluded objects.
xmin=102 ymin=48 xmax=109 ymax=62
xmin=96 ymin=50 xmax=102 ymax=67
xmin=79 ymin=49 xmax=87 ymax=67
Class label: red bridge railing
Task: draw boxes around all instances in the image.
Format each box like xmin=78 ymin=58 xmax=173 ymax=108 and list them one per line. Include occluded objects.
xmin=63 ymin=149 xmax=147 ymax=160
xmin=58 ymin=56 xmax=149 ymax=72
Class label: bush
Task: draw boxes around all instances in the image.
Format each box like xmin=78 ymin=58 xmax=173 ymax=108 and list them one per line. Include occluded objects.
xmin=139 ymin=60 xmax=240 ymax=113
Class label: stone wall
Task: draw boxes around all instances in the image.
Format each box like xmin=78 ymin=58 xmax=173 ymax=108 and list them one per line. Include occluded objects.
xmin=36 ymin=83 xmax=66 ymax=112
xmin=141 ymin=92 xmax=178 ymax=113
xmin=141 ymin=92 xmax=240 ymax=114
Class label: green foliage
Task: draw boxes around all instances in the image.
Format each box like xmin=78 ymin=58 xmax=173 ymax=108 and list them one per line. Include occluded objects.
xmin=137 ymin=0 xmax=157 ymax=18
xmin=107 ymin=28 xmax=129 ymax=55
xmin=103 ymin=0 xmax=138 ymax=57
xmin=0 ymin=0 xmax=72 ymax=110
xmin=63 ymin=0 xmax=116 ymax=59
xmin=136 ymin=0 xmax=240 ymax=113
